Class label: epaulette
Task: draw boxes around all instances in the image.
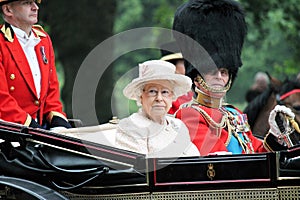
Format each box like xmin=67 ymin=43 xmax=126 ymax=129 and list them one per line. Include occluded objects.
xmin=33 ymin=24 xmax=44 ymax=31
xmin=32 ymin=24 xmax=46 ymax=37
xmin=0 ymin=23 xmax=14 ymax=42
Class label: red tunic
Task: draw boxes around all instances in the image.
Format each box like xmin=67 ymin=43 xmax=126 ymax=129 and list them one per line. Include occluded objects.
xmin=0 ymin=24 xmax=67 ymax=126
xmin=168 ymin=91 xmax=193 ymax=115
xmin=175 ymin=103 xmax=267 ymax=156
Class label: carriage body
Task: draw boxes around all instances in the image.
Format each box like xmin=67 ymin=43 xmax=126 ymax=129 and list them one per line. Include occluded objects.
xmin=0 ymin=120 xmax=299 ymax=199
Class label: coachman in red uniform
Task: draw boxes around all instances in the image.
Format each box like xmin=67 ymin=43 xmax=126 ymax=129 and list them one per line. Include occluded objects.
xmin=0 ymin=0 xmax=71 ymax=129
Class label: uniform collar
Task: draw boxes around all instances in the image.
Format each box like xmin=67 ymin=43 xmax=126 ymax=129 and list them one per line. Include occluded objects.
xmin=11 ymin=25 xmax=41 ymax=46
xmin=194 ymin=88 xmax=224 ymax=108
xmin=1 ymin=23 xmax=46 ymax=43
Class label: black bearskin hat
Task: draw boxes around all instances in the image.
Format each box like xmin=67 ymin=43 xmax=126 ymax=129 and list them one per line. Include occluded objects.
xmin=172 ymin=0 xmax=247 ymax=84
xmin=160 ymin=41 xmax=184 ymax=66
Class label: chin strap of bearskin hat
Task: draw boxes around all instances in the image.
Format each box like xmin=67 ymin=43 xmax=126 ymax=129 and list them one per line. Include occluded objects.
xmin=195 ymin=75 xmax=232 ymax=94
xmin=194 ymin=75 xmax=232 ymax=108
xmin=193 ymin=75 xmax=232 ymax=108
xmin=194 ymin=87 xmax=223 ymax=108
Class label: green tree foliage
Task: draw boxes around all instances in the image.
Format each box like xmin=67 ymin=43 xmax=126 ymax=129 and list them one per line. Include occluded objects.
xmin=113 ymin=0 xmax=300 ymax=112
xmin=2 ymin=0 xmax=299 ymax=121
xmin=39 ymin=0 xmax=117 ymax=125
xmin=241 ymin=0 xmax=300 ymax=76
xmin=228 ymin=0 xmax=300 ymax=108
xmin=112 ymin=0 xmax=186 ymax=117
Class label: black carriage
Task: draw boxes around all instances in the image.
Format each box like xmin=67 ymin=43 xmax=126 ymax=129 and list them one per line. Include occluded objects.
xmin=0 ymin=120 xmax=299 ymax=200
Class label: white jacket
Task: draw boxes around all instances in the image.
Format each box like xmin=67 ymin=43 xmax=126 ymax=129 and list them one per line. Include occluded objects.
xmin=115 ymin=110 xmax=199 ymax=158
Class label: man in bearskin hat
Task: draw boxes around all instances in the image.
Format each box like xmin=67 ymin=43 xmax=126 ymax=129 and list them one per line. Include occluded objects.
xmin=0 ymin=0 xmax=71 ymax=130
xmin=172 ymin=0 xmax=295 ymax=155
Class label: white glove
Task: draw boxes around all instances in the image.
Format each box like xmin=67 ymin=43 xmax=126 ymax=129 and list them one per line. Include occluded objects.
xmin=268 ymin=105 xmax=295 ymax=137
xmin=50 ymin=126 xmax=67 ymax=133
xmin=50 ymin=127 xmax=80 ymax=138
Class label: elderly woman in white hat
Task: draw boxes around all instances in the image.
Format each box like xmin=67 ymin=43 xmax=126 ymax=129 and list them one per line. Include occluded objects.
xmin=115 ymin=60 xmax=199 ymax=158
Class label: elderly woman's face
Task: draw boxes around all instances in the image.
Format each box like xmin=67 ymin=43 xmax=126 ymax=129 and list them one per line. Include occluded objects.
xmin=141 ymin=80 xmax=174 ymax=122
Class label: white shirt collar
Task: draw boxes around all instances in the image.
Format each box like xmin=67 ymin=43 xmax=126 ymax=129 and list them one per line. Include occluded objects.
xmin=11 ymin=25 xmax=40 ymax=46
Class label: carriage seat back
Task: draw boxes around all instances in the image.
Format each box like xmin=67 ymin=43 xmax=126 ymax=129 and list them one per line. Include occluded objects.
xmin=56 ymin=123 xmax=118 ymax=147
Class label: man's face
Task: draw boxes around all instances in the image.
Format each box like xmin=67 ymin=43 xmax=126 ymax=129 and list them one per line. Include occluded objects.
xmin=175 ymin=60 xmax=185 ymax=75
xmin=202 ymin=68 xmax=229 ymax=89
xmin=6 ymin=0 xmax=39 ymax=27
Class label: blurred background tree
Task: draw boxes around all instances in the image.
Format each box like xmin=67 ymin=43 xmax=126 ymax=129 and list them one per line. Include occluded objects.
xmin=2 ymin=0 xmax=298 ymax=125
xmin=113 ymin=0 xmax=300 ymax=115
xmin=39 ymin=0 xmax=117 ymax=125
xmin=229 ymin=0 xmax=300 ymax=108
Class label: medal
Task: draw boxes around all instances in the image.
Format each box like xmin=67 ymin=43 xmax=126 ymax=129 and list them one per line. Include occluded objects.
xmin=40 ymin=46 xmax=48 ymax=64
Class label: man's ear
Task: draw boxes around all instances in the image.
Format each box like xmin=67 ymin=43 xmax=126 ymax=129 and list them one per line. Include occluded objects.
xmin=2 ymin=5 xmax=13 ymax=16
xmin=194 ymin=79 xmax=200 ymax=88
xmin=193 ymin=76 xmax=200 ymax=87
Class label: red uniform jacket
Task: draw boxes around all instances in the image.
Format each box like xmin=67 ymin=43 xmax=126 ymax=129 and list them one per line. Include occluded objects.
xmin=168 ymin=91 xmax=193 ymax=115
xmin=176 ymin=104 xmax=267 ymax=156
xmin=0 ymin=23 xmax=67 ymax=126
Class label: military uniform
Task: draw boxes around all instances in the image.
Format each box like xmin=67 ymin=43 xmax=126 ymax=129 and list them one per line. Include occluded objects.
xmin=168 ymin=91 xmax=193 ymax=115
xmin=176 ymin=102 xmax=268 ymax=155
xmin=171 ymin=0 xmax=276 ymax=155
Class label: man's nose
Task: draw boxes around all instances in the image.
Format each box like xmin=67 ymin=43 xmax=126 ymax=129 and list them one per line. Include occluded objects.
xmin=215 ymin=70 xmax=222 ymax=78
xmin=32 ymin=2 xmax=39 ymax=10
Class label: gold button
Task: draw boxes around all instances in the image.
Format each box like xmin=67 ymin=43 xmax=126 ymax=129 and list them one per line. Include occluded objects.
xmin=10 ymin=74 xmax=15 ymax=80
xmin=34 ymin=100 xmax=40 ymax=106
xmin=9 ymin=86 xmax=15 ymax=91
